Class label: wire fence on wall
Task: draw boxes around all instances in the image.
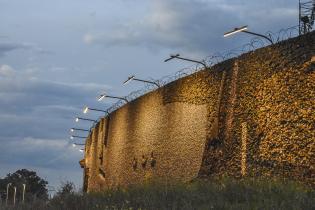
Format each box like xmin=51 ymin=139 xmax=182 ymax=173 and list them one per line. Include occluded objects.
xmin=104 ymin=25 xmax=305 ymax=117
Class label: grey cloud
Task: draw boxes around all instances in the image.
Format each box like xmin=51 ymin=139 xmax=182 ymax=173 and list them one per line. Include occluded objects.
xmin=0 ymin=75 xmax=100 ymax=182
xmin=0 ymin=70 xmax=112 ymax=142
xmin=0 ymin=64 xmax=15 ymax=77
xmin=0 ymin=42 xmax=31 ymax=56
xmin=84 ymin=0 xmax=297 ymax=55
xmin=0 ymin=136 xmax=80 ymax=170
xmin=0 ymin=42 xmax=53 ymax=57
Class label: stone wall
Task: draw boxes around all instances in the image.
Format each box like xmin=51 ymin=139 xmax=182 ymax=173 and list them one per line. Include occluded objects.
xmin=82 ymin=31 xmax=315 ymax=191
xmin=199 ymin=31 xmax=315 ymax=184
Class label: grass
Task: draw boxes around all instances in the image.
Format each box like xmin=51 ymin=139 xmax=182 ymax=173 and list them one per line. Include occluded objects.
xmin=1 ymin=177 xmax=314 ymax=210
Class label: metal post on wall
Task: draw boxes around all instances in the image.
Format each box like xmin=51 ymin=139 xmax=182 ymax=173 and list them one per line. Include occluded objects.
xmin=164 ymin=54 xmax=208 ymax=69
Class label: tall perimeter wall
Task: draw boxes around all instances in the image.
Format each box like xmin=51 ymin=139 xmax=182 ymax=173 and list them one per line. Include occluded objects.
xmin=80 ymin=32 xmax=315 ymax=192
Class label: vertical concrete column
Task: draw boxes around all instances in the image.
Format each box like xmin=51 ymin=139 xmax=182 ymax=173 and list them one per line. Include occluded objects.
xmin=83 ymin=135 xmax=92 ymax=192
xmin=87 ymin=126 xmax=99 ymax=192
xmin=97 ymin=119 xmax=107 ymax=187
xmin=209 ymin=71 xmax=226 ymax=139
xmin=241 ymin=122 xmax=247 ymax=176
xmin=97 ymin=119 xmax=104 ymax=166
xmin=225 ymin=61 xmax=239 ymax=142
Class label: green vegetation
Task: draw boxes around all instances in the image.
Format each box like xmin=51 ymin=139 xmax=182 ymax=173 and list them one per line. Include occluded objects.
xmin=0 ymin=169 xmax=49 ymax=202
xmin=1 ymin=178 xmax=314 ymax=210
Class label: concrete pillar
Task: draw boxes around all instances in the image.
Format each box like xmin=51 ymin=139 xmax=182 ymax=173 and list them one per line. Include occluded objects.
xmin=241 ymin=122 xmax=248 ymax=176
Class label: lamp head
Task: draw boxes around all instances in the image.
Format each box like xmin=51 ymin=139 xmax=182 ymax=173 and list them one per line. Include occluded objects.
xmin=70 ymin=128 xmax=74 ymax=132
xmin=170 ymin=53 xmax=180 ymax=58
xmin=83 ymin=106 xmax=89 ymax=114
xmin=72 ymin=143 xmax=76 ymax=147
xmin=123 ymin=75 xmax=135 ymax=85
xmin=98 ymin=94 xmax=106 ymax=101
xmin=75 ymin=117 xmax=79 ymax=122
xmin=224 ymin=25 xmax=248 ymax=37
xmin=70 ymin=136 xmax=74 ymax=140
xmin=79 ymin=149 xmax=84 ymax=152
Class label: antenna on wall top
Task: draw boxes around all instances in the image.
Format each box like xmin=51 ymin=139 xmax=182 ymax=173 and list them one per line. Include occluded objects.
xmin=299 ymin=0 xmax=315 ymax=34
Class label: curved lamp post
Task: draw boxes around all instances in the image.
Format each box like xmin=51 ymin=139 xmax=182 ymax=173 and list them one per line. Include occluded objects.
xmin=70 ymin=128 xmax=90 ymax=133
xmin=164 ymin=54 xmax=207 ymax=69
xmin=224 ymin=25 xmax=274 ymax=44
xmin=75 ymin=117 xmax=97 ymax=123
xmin=123 ymin=75 xmax=160 ymax=88
xmin=70 ymin=135 xmax=87 ymax=140
xmin=72 ymin=143 xmax=85 ymax=147
xmin=6 ymin=183 xmax=12 ymax=205
xmin=83 ymin=106 xmax=109 ymax=115
xmin=97 ymin=93 xmax=128 ymax=103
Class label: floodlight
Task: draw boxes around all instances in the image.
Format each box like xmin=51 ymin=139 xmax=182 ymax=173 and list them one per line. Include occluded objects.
xmin=98 ymin=94 xmax=106 ymax=101
xmin=123 ymin=75 xmax=135 ymax=85
xmin=83 ymin=107 xmax=89 ymax=114
xmin=223 ymin=25 xmax=273 ymax=44
xmin=224 ymin=26 xmax=248 ymax=37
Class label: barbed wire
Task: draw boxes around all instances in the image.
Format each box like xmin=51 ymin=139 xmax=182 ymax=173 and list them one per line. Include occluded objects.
xmin=104 ymin=25 xmax=306 ymax=115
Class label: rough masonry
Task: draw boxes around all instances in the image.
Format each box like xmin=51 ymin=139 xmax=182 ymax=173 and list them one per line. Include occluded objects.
xmin=80 ymin=31 xmax=315 ymax=192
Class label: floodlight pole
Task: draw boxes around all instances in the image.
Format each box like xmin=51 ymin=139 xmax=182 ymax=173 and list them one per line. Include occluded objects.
xmin=88 ymin=108 xmax=109 ymax=114
xmin=99 ymin=95 xmax=128 ymax=102
xmin=124 ymin=76 xmax=160 ymax=88
xmin=106 ymin=95 xmax=128 ymax=102
xmin=71 ymin=135 xmax=87 ymax=139
xmin=73 ymin=143 xmax=85 ymax=146
xmin=84 ymin=107 xmax=109 ymax=115
xmin=141 ymin=79 xmax=161 ymax=87
xmin=76 ymin=117 xmax=97 ymax=123
xmin=134 ymin=78 xmax=160 ymax=87
xmin=241 ymin=31 xmax=273 ymax=44
xmin=71 ymin=128 xmax=90 ymax=132
xmin=224 ymin=25 xmax=274 ymax=44
xmin=164 ymin=54 xmax=208 ymax=69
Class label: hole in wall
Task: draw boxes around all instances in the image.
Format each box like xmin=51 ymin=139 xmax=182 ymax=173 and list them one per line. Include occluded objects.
xmin=141 ymin=155 xmax=147 ymax=169
xmin=133 ymin=157 xmax=138 ymax=170
xmin=150 ymin=152 xmax=156 ymax=168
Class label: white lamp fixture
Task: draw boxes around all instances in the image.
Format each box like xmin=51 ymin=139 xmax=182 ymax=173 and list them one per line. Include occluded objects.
xmin=224 ymin=25 xmax=248 ymax=37
xmin=83 ymin=107 xmax=89 ymax=114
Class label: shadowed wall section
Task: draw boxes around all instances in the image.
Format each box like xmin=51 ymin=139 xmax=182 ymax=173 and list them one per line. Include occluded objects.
xmin=82 ymin=31 xmax=315 ymax=191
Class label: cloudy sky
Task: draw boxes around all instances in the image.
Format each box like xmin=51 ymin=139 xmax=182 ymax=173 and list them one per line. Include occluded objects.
xmin=0 ymin=0 xmax=298 ymax=190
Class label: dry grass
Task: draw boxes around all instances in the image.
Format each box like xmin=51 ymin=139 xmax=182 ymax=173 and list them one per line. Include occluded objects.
xmin=1 ymin=178 xmax=314 ymax=210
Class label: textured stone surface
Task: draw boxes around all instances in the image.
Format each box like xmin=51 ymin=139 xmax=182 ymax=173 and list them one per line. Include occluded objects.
xmin=199 ymin=31 xmax=315 ymax=185
xmin=85 ymin=89 xmax=208 ymax=191
xmin=83 ymin=31 xmax=315 ymax=191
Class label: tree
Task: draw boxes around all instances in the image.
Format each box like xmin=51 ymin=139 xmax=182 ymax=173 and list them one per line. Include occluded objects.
xmin=49 ymin=181 xmax=76 ymax=207
xmin=0 ymin=169 xmax=49 ymax=203
xmin=55 ymin=181 xmax=76 ymax=197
